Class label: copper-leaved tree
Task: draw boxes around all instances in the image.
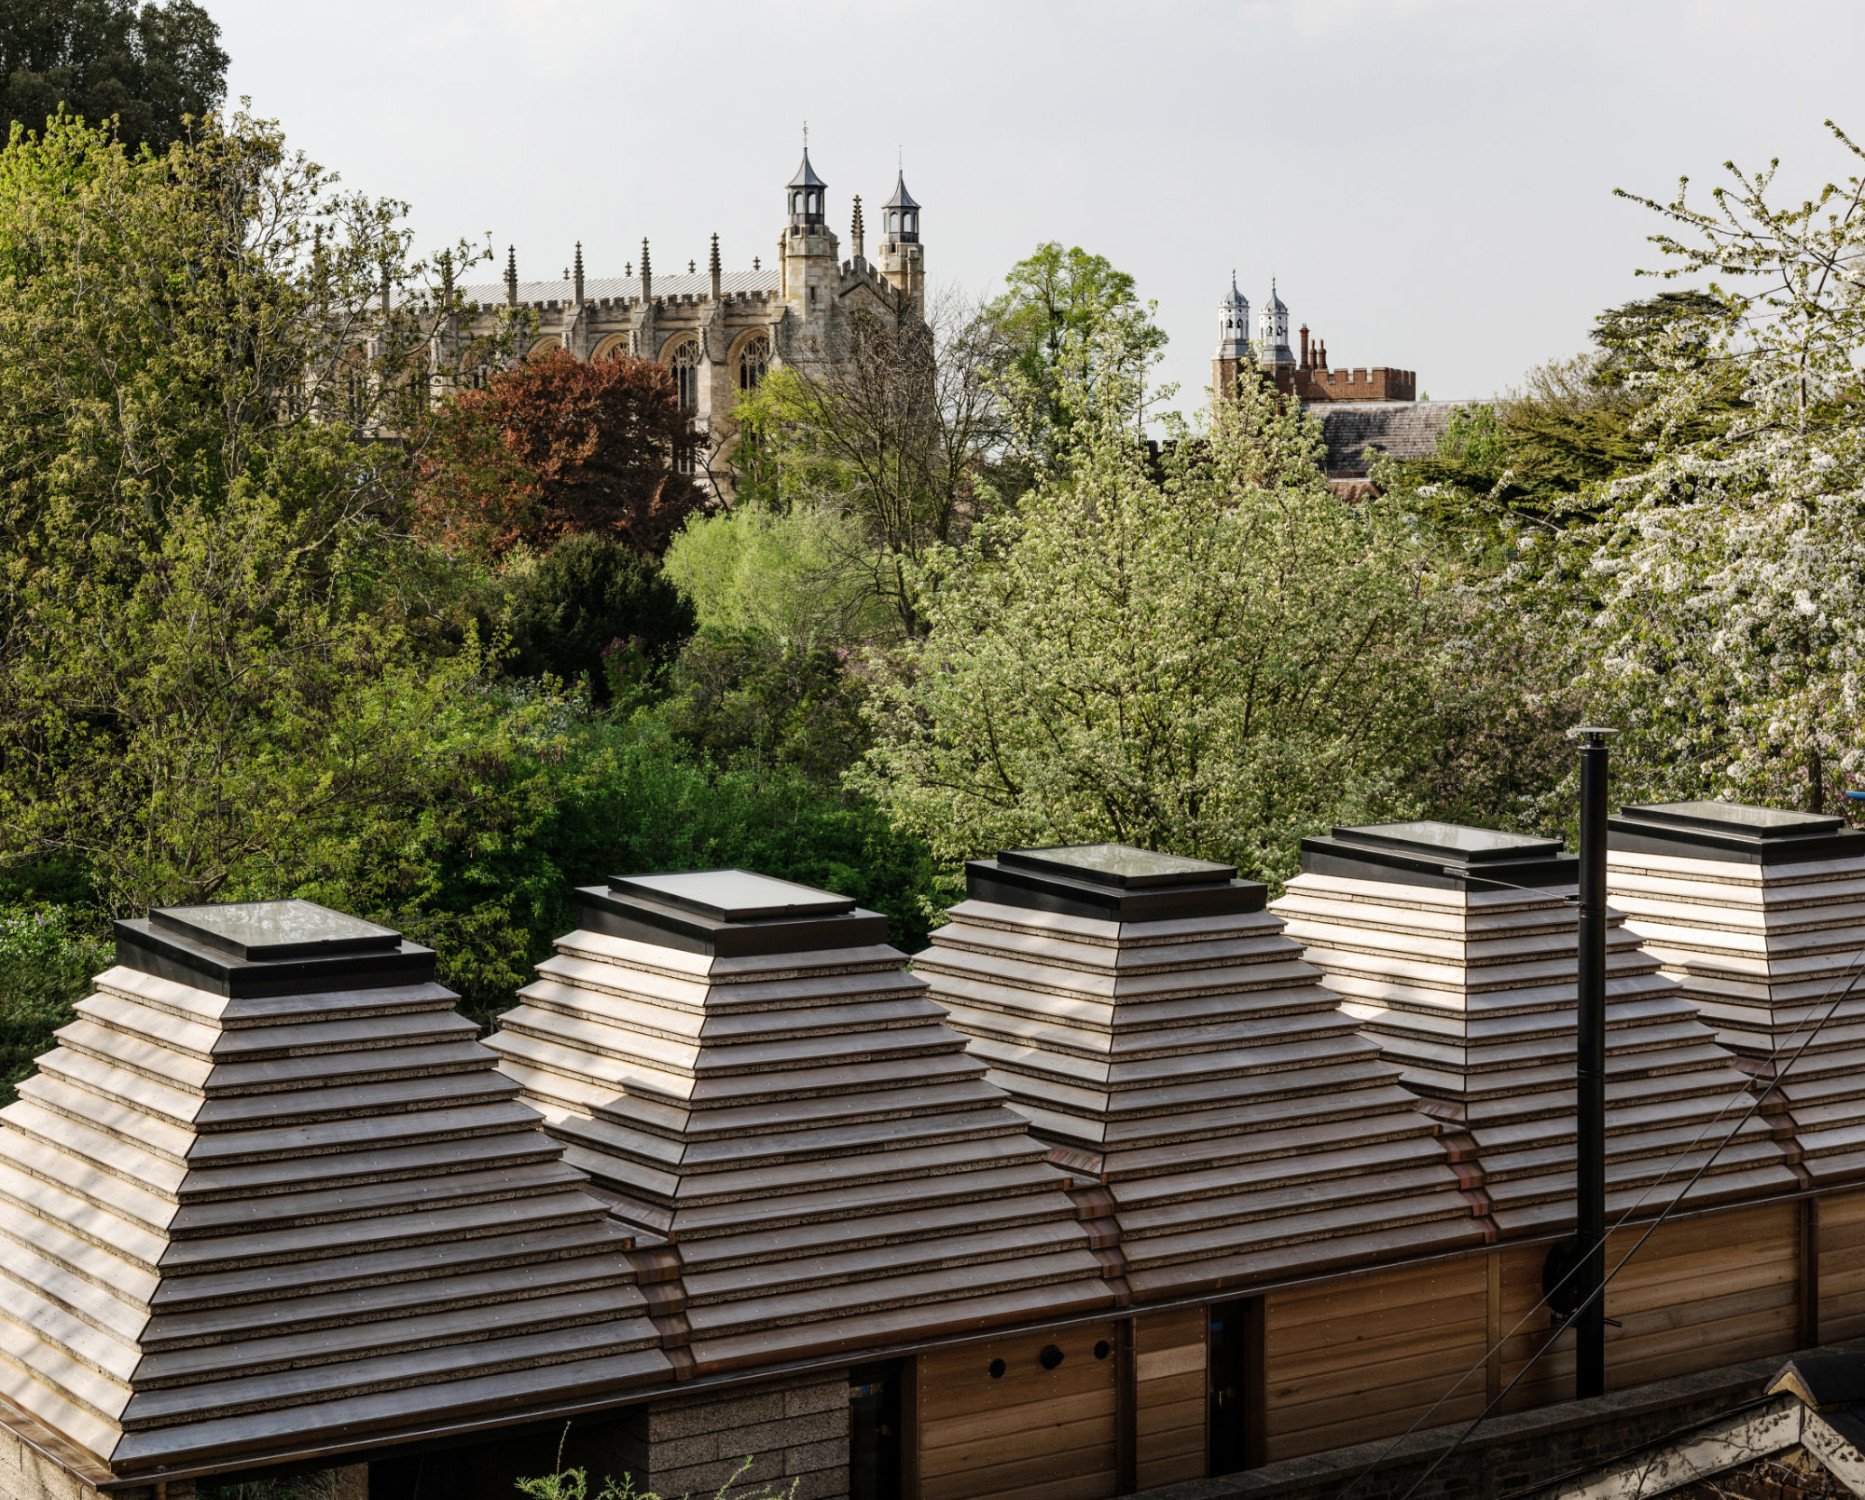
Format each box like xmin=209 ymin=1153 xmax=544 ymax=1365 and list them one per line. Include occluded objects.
xmin=416 ymin=347 xmax=707 ymax=559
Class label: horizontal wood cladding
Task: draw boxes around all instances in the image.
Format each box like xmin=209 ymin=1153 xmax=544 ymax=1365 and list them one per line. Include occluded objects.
xmin=1501 ymin=1200 xmax=1801 ymax=1410
xmin=1263 ymin=1257 xmax=1489 ymax=1461
xmin=1819 ymin=1187 xmax=1865 ymax=1341
xmin=1134 ymin=1307 xmax=1206 ymax=1490
xmin=916 ymin=1324 xmax=1119 ymax=1500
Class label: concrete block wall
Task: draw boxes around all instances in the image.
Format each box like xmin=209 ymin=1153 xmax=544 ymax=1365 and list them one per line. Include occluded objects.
xmin=631 ymin=1373 xmax=850 ymax=1500
xmin=0 ymin=1429 xmax=193 ymax=1500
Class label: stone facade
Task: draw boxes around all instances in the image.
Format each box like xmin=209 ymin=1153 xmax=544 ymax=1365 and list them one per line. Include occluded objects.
xmin=449 ymin=148 xmax=927 ymax=494
xmin=620 ymin=1374 xmax=851 ymax=1500
xmin=0 ymin=1427 xmax=192 ymax=1500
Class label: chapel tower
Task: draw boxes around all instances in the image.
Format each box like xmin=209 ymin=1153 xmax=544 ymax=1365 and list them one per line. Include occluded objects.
xmin=780 ymin=140 xmax=840 ymax=338
xmin=877 ymin=169 xmax=926 ymax=315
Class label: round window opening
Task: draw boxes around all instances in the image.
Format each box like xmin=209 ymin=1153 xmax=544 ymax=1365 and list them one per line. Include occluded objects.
xmin=1093 ymin=1340 xmax=1112 ymax=1361
xmin=1038 ymin=1344 xmax=1065 ymax=1371
xmin=987 ymin=1358 xmax=1006 ymax=1380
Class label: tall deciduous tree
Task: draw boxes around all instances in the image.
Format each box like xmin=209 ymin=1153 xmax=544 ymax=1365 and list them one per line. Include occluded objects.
xmin=1 ymin=0 xmax=226 ymax=150
xmin=1557 ymin=119 xmax=1865 ymax=813
xmin=416 ymin=347 xmax=705 ymax=559
xmin=855 ymin=352 xmax=1444 ymax=885
xmin=0 ymin=111 xmax=511 ymax=922
xmin=983 ymin=241 xmax=1167 ymax=479
xmin=730 ymin=294 xmax=1006 ymax=639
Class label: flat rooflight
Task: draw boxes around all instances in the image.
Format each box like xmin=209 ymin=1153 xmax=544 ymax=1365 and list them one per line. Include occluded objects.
xmin=149 ymin=900 xmax=400 ymax=960
xmin=609 ymin=870 xmax=856 ymax=922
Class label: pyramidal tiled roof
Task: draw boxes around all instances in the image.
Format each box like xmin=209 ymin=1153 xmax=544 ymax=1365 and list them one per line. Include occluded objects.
xmin=1607 ymin=801 xmax=1865 ymax=1188
xmin=913 ymin=845 xmax=1487 ymax=1301
xmin=0 ymin=901 xmax=669 ymax=1480
xmin=1272 ymin=822 xmax=1800 ymax=1237
xmin=484 ymin=871 xmax=1113 ymax=1373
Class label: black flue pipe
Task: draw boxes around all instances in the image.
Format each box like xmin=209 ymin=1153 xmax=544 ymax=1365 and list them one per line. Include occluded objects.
xmin=1573 ymin=727 xmax=1613 ymax=1399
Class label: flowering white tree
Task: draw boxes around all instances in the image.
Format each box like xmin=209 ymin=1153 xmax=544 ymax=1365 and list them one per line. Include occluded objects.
xmin=1566 ymin=121 xmax=1865 ymax=811
xmin=854 ymin=353 xmax=1445 ymax=885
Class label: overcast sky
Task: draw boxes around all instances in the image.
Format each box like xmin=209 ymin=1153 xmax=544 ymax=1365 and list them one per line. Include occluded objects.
xmin=212 ymin=0 xmax=1865 ymax=409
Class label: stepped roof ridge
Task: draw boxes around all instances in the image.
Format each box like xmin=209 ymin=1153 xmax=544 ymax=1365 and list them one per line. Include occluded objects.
xmin=484 ymin=869 xmax=1113 ymax=1371
xmin=0 ymin=900 xmax=669 ymax=1481
xmin=915 ymin=843 xmax=1487 ymax=1300
xmin=1274 ymin=820 xmax=1800 ymax=1236
xmin=1608 ymin=799 xmax=1865 ymax=1188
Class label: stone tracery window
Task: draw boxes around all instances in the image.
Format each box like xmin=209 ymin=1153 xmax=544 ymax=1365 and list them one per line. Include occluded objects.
xmin=669 ymin=339 xmax=701 ymax=411
xmin=668 ymin=338 xmax=701 ymax=474
xmin=737 ymin=335 xmax=769 ymax=395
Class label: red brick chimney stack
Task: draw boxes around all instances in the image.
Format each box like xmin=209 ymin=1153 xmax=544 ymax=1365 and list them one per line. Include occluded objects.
xmin=1299 ymin=324 xmax=1311 ymax=369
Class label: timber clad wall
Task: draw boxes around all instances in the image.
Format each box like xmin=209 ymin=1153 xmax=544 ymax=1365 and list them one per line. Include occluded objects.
xmin=1599 ymin=1202 xmax=1800 ymax=1391
xmin=1263 ymin=1258 xmax=1490 ymax=1462
xmin=1134 ymin=1308 xmax=1205 ymax=1489
xmin=1501 ymin=1205 xmax=1801 ymax=1413
xmin=1820 ymin=1189 xmax=1865 ymax=1340
xmin=917 ymin=1326 xmax=1119 ymax=1500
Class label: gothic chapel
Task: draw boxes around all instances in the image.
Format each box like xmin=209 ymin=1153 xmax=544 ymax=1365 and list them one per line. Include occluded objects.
xmin=455 ymin=142 xmax=927 ymax=488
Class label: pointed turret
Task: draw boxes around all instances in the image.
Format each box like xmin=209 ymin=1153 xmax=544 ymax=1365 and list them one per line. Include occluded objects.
xmin=1257 ymin=277 xmax=1295 ymax=366
xmin=877 ymin=167 xmax=925 ymax=315
xmin=1215 ymin=270 xmax=1251 ymax=359
xmin=504 ymin=244 xmax=518 ymax=307
xmin=851 ymin=194 xmax=865 ymax=264
xmin=572 ymin=241 xmax=584 ymax=306
xmin=1211 ymin=270 xmax=1253 ymax=402
xmin=787 ymin=142 xmax=827 ymax=228
xmin=709 ymin=231 xmax=721 ymax=300
xmin=779 ymin=131 xmax=839 ymax=319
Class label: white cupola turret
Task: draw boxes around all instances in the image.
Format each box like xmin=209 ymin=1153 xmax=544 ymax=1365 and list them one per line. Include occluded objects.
xmin=1215 ymin=269 xmax=1251 ymax=359
xmin=1258 ymin=277 xmax=1296 ymax=366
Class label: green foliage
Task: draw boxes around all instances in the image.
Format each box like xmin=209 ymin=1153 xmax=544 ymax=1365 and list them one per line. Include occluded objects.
xmin=546 ymin=714 xmax=944 ymax=955
xmin=1553 ymin=121 xmax=1865 ymax=812
xmin=726 ymin=296 xmax=1004 ymax=640
xmin=0 ymin=0 xmax=227 ymax=151
xmin=858 ymin=353 xmax=1445 ymax=888
xmin=0 ymin=905 xmax=108 ymax=1105
xmin=982 ymin=242 xmax=1167 ymax=478
xmin=199 ymin=1470 xmax=347 ymax=1500
xmin=1389 ymin=291 xmax=1744 ymax=549
xmin=663 ymin=505 xmax=888 ymax=652
xmin=516 ymin=1454 xmax=798 ymax=1500
xmin=665 ymin=635 xmax=869 ymax=787
xmin=501 ymin=534 xmax=695 ymax=706
xmin=659 ymin=505 xmax=882 ymax=784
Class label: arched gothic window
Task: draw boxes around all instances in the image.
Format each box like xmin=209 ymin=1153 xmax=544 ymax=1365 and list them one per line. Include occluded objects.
xmin=905 ymin=210 xmax=916 ymax=234
xmin=668 ymin=339 xmax=701 ymax=475
xmin=807 ymin=191 xmax=818 ymax=215
xmin=669 ymin=339 xmax=701 ymax=411
xmin=737 ymin=335 xmax=770 ymax=395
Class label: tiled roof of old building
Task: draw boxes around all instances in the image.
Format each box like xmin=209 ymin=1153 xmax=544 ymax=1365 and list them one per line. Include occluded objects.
xmin=1316 ymin=399 xmax=1461 ymax=475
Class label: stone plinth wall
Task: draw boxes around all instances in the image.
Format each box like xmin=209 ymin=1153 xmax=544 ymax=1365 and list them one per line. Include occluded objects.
xmin=0 ymin=1429 xmax=192 ymax=1500
xmin=627 ymin=1374 xmax=850 ymax=1500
